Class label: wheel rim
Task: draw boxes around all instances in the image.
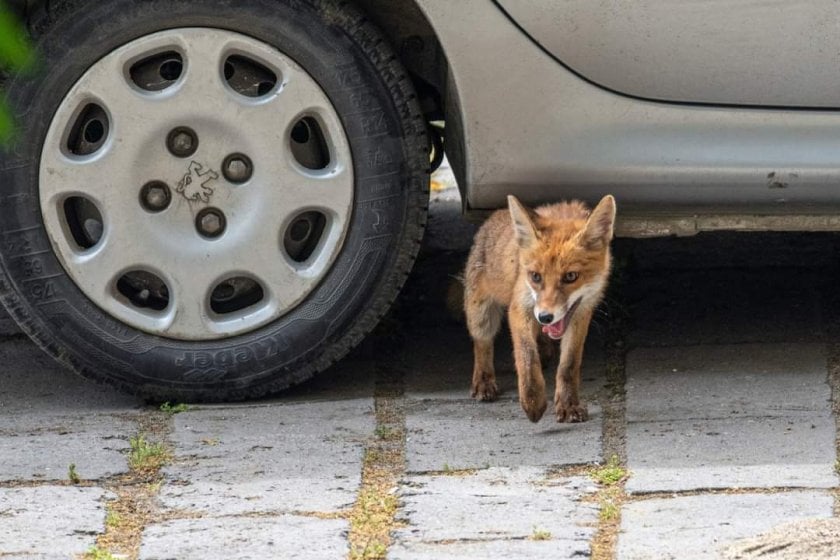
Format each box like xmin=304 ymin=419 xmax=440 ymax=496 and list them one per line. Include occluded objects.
xmin=39 ymin=28 xmax=354 ymax=340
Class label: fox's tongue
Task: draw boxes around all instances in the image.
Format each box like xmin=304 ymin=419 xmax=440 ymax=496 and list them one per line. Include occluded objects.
xmin=542 ymin=317 xmax=569 ymax=339
xmin=541 ymin=299 xmax=581 ymax=340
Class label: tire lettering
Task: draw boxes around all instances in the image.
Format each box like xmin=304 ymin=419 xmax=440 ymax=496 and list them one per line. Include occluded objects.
xmin=364 ymin=146 xmax=394 ymax=170
xmin=20 ymin=257 xmax=44 ymax=278
xmin=29 ymin=280 xmax=56 ymax=302
xmin=174 ymin=332 xmax=290 ymax=377
xmin=4 ymin=235 xmax=33 ymax=257
xmin=348 ymin=91 xmax=378 ymax=112
xmin=336 ymin=67 xmax=363 ymax=88
xmin=360 ymin=111 xmax=386 ymax=135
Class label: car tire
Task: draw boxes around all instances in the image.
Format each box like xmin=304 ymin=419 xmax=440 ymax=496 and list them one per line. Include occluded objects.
xmin=0 ymin=0 xmax=429 ymax=401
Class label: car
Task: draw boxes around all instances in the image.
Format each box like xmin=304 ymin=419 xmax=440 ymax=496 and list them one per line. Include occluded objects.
xmin=2 ymin=0 xmax=838 ymax=400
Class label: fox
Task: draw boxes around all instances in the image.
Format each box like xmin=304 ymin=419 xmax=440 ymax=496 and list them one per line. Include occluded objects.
xmin=463 ymin=194 xmax=616 ymax=423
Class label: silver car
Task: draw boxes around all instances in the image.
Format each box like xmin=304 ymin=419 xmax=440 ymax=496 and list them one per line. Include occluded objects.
xmin=0 ymin=0 xmax=833 ymax=399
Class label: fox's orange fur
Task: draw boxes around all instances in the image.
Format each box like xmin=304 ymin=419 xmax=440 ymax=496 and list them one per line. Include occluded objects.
xmin=463 ymin=195 xmax=616 ymax=423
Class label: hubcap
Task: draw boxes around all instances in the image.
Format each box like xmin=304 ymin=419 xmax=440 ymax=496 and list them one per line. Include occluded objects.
xmin=39 ymin=28 xmax=354 ymax=340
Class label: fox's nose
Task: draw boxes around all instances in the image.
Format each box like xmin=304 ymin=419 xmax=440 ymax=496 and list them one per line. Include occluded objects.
xmin=537 ymin=312 xmax=554 ymax=325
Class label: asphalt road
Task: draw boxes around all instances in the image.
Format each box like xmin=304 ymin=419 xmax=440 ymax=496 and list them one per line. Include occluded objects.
xmin=2 ymin=174 xmax=840 ymax=559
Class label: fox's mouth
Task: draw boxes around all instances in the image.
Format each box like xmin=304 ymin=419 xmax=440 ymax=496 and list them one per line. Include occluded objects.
xmin=541 ymin=299 xmax=581 ymax=340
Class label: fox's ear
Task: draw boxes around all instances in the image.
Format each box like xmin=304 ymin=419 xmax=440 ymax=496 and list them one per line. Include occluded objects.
xmin=508 ymin=195 xmax=539 ymax=249
xmin=582 ymin=195 xmax=616 ymax=250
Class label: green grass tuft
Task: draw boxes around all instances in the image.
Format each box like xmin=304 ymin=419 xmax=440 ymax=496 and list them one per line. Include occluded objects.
xmin=530 ymin=527 xmax=552 ymax=541
xmin=128 ymin=434 xmax=169 ymax=471
xmin=83 ymin=546 xmax=118 ymax=560
xmin=68 ymin=463 xmax=80 ymax=484
xmin=159 ymin=402 xmax=190 ymax=415
xmin=591 ymin=455 xmax=627 ymax=486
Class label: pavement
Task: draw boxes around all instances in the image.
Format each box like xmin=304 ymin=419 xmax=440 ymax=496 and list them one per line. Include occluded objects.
xmin=1 ymin=162 xmax=840 ymax=559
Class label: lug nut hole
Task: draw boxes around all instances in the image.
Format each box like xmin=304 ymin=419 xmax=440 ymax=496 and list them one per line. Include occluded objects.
xmin=140 ymin=181 xmax=172 ymax=213
xmin=222 ymin=153 xmax=253 ymax=184
xmin=196 ymin=208 xmax=226 ymax=239
xmin=167 ymin=126 xmax=198 ymax=158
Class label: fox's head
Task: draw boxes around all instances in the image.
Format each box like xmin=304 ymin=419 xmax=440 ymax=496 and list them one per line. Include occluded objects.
xmin=508 ymin=194 xmax=616 ymax=339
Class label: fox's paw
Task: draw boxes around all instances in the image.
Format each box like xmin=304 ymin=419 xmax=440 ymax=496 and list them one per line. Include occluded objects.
xmin=471 ymin=380 xmax=499 ymax=401
xmin=555 ymin=402 xmax=589 ymax=423
xmin=520 ymin=393 xmax=547 ymax=423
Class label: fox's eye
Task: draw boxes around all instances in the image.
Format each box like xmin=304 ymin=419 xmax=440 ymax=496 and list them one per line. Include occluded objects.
xmin=530 ymin=271 xmax=542 ymax=284
xmin=562 ymin=271 xmax=579 ymax=283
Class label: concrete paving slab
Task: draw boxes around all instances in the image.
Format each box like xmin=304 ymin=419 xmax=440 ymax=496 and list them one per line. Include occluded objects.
xmin=627 ymin=420 xmax=837 ymax=492
xmin=0 ymin=338 xmax=142 ymax=413
xmin=389 ymin=538 xmax=590 ymax=560
xmin=625 ymin=344 xmax=836 ymax=492
xmin=405 ymin=400 xmax=602 ymax=472
xmin=618 ymin=491 xmax=833 ymax=560
xmin=0 ymin=414 xmax=132 ymax=481
xmin=626 ymin=344 xmax=830 ymax=421
xmin=394 ymin=468 xmax=597 ymax=558
xmin=0 ymin=336 xmax=139 ymax=482
xmin=629 ymin=464 xmax=836 ymax=495
xmin=140 ymin=515 xmax=348 ymax=560
xmin=0 ymin=486 xmax=111 ymax=557
xmin=159 ymin=399 xmax=373 ymax=516
xmin=627 ymin=269 xmax=824 ymax=347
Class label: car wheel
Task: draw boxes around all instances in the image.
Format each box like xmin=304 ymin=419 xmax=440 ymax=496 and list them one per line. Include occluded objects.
xmin=0 ymin=0 xmax=428 ymax=400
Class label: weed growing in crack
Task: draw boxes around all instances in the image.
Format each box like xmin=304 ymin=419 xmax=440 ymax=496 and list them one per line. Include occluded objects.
xmin=128 ymin=434 xmax=169 ymax=472
xmin=83 ymin=546 xmax=118 ymax=560
xmin=530 ymin=527 xmax=552 ymax=541
xmin=590 ymin=455 xmax=629 ymax=560
xmin=374 ymin=425 xmax=395 ymax=440
xmin=105 ymin=510 xmax=121 ymax=529
xmin=68 ymin=463 xmax=80 ymax=484
xmin=599 ymin=492 xmax=620 ymax=521
xmin=591 ymin=455 xmax=627 ymax=486
xmin=159 ymin=402 xmax=190 ymax=415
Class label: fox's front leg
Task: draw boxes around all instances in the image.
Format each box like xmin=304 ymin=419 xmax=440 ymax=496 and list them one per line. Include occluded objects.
xmin=509 ymin=303 xmax=547 ymax=422
xmin=555 ymin=308 xmax=593 ymax=423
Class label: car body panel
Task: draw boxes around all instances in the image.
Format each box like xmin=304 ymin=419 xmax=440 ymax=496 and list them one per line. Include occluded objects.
xmin=496 ymin=0 xmax=840 ymax=107
xmin=414 ymin=0 xmax=840 ymax=229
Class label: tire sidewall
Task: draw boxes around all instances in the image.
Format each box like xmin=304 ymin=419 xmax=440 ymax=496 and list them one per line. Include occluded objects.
xmin=0 ymin=0 xmax=426 ymax=398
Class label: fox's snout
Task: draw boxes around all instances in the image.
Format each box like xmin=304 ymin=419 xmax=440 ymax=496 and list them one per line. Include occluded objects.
xmin=533 ymin=302 xmax=568 ymax=325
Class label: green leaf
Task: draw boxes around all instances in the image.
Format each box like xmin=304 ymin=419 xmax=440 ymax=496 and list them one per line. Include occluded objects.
xmin=0 ymin=6 xmax=34 ymax=72
xmin=0 ymin=2 xmax=35 ymax=144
